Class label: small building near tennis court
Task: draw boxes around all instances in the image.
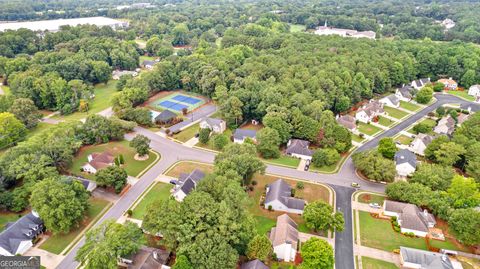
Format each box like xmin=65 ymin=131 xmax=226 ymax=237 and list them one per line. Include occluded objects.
xmin=154 ymin=110 xmax=177 ymax=124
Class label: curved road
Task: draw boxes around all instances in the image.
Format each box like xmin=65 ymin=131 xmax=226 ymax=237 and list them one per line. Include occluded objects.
xmin=56 ymin=94 xmax=479 ymax=269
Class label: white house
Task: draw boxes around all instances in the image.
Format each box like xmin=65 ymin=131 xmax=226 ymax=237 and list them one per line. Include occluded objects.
xmin=199 ymin=117 xmax=226 ymax=134
xmin=112 ymin=70 xmax=138 ymax=80
xmin=395 ymin=86 xmax=416 ymax=102
xmin=379 ymin=94 xmax=400 ymax=108
xmin=81 ymin=152 xmax=114 ymax=174
xmin=409 ymin=134 xmax=434 ymax=156
xmin=383 ymin=201 xmax=436 ymax=237
xmin=142 ymin=59 xmax=159 ymax=70
xmin=441 ymin=18 xmax=456 ymax=30
xmin=336 ymin=115 xmax=357 ymax=131
xmin=0 ymin=212 xmax=44 ymax=256
xmin=400 ymin=247 xmax=456 ymax=269
xmin=394 ymin=149 xmax=417 ymax=177
xmin=355 ymin=100 xmax=385 ymax=123
xmin=410 ymin=78 xmax=430 ymax=90
xmin=233 ymin=129 xmax=257 ymax=144
xmin=172 ymin=169 xmax=205 ymax=202
xmin=434 ymin=115 xmax=456 ymax=136
xmin=468 ymin=85 xmax=480 ymax=97
xmin=285 ymin=139 xmax=313 ymax=160
xmin=438 ymin=78 xmax=458 ymax=90
xmin=265 ymin=179 xmax=305 ymax=214
xmin=269 ymin=214 xmax=299 ymax=262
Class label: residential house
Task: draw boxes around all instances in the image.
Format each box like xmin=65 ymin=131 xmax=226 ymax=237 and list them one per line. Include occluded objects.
xmin=355 ymin=100 xmax=384 ymax=123
xmin=441 ymin=19 xmax=456 ymax=30
xmin=0 ymin=212 xmax=44 ymax=256
xmin=199 ymin=117 xmax=226 ymax=134
xmin=411 ymin=78 xmax=431 ymax=90
xmin=336 ymin=115 xmax=357 ymax=131
xmin=409 ymin=134 xmax=434 ymax=156
xmin=434 ymin=115 xmax=455 ymax=136
xmin=269 ymin=214 xmax=299 ymax=262
xmin=468 ymin=85 xmax=480 ymax=97
xmin=142 ymin=60 xmax=158 ymax=70
xmin=233 ymin=129 xmax=257 ymax=144
xmin=395 ymin=86 xmax=416 ymax=102
xmin=379 ymin=94 xmax=400 ymax=108
xmin=154 ymin=110 xmax=177 ymax=125
xmin=438 ymin=78 xmax=458 ymax=90
xmin=264 ymin=179 xmax=305 ymax=214
xmin=457 ymin=113 xmax=470 ymax=126
xmin=172 ymin=169 xmax=205 ymax=202
xmin=240 ymin=259 xmax=269 ymax=269
xmin=285 ymin=139 xmax=313 ymax=160
xmin=400 ymin=247 xmax=455 ymax=269
xmin=314 ymin=21 xmax=376 ymax=39
xmin=82 ymin=152 xmax=114 ymax=174
xmin=394 ymin=149 xmax=417 ymax=177
xmin=383 ymin=201 xmax=436 ymax=237
xmin=112 ymin=70 xmax=138 ymax=80
xmin=119 ymin=246 xmax=171 ymax=269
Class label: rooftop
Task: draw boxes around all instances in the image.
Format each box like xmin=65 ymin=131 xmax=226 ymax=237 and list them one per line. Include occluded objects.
xmin=285 ymin=139 xmax=313 ymax=157
xmin=394 ymin=149 xmax=417 ymax=168
xmin=269 ymin=214 xmax=299 ymax=249
xmin=265 ymin=179 xmax=305 ymax=210
xmin=400 ymin=247 xmax=453 ymax=269
xmin=233 ymin=129 xmax=257 ymax=140
xmin=0 ymin=212 xmax=43 ymax=255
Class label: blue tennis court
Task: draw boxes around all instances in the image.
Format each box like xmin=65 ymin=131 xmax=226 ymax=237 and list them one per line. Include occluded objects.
xmin=172 ymin=94 xmax=201 ymax=105
xmin=158 ymin=100 xmax=189 ymax=111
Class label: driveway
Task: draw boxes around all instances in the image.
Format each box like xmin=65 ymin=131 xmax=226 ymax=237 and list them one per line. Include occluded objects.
xmin=168 ymin=104 xmax=217 ymax=133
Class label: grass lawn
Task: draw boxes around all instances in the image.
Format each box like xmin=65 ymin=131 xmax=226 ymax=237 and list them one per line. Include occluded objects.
xmin=196 ymin=129 xmax=233 ymax=151
xmin=131 ymin=183 xmax=172 ymax=219
xmin=0 ymin=85 xmax=11 ymax=95
xmin=69 ymin=140 xmax=158 ymax=180
xmin=39 ymin=198 xmax=110 ymax=254
xmin=358 ymin=193 xmax=386 ymax=204
xmin=0 ymin=211 xmax=26 ymax=232
xmin=352 ymin=134 xmax=365 ymax=143
xmin=52 ymin=80 xmax=118 ymax=122
xmin=395 ymin=135 xmax=413 ymax=145
xmin=358 ymin=122 xmax=382 ymax=136
xmin=384 ymin=106 xmax=409 ymax=119
xmin=139 ymin=55 xmax=155 ymax=64
xmin=377 ymin=116 xmax=395 ymax=127
xmin=362 ymin=257 xmax=398 ymax=269
xmin=400 ymin=101 xmax=421 ymax=112
xmin=310 ymin=150 xmax=350 ymax=173
xmin=165 ymin=161 xmax=214 ymax=178
xmin=447 ymin=90 xmax=475 ymax=101
xmin=408 ymin=118 xmax=436 ymax=134
xmin=172 ymin=123 xmax=199 ymax=142
xmin=25 ymin=122 xmax=53 ymax=140
xmin=264 ymin=156 xmax=301 ymax=168
xmin=290 ymin=24 xmax=306 ymax=32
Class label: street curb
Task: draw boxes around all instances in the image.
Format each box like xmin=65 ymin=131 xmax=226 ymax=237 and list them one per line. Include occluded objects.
xmin=135 ymin=150 xmax=161 ymax=178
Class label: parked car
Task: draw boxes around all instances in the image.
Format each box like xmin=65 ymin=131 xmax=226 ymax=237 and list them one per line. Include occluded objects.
xmin=194 ymin=133 xmax=199 ymax=138
xmin=304 ymin=160 xmax=311 ymax=171
xmin=169 ymin=180 xmax=177 ymax=185
xmin=351 ymin=182 xmax=360 ymax=188
xmin=369 ymin=203 xmax=381 ymax=209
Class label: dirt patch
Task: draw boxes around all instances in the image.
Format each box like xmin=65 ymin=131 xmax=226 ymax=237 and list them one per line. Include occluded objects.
xmin=134 ymin=154 xmax=150 ymax=161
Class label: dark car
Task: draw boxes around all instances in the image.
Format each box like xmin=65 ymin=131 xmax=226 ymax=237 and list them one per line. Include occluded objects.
xmin=304 ymin=160 xmax=311 ymax=171
xmin=194 ymin=133 xmax=199 ymax=138
xmin=169 ymin=180 xmax=177 ymax=185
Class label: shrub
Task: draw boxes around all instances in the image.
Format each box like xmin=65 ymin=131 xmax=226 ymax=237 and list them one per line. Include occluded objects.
xmin=291 ymin=189 xmax=296 ymax=197
xmin=198 ymin=128 xmax=211 ymax=144
xmin=296 ymin=182 xmax=304 ymax=190
xmin=127 ymin=209 xmax=133 ymax=216
xmin=251 ymin=180 xmax=257 ymax=186
xmin=268 ymin=205 xmax=273 ymax=211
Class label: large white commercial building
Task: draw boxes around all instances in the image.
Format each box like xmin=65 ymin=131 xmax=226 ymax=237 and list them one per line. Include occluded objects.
xmin=0 ymin=16 xmax=128 ymax=32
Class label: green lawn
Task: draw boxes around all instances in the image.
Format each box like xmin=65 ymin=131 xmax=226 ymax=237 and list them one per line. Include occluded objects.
xmin=25 ymin=122 xmax=53 ymax=140
xmin=0 ymin=212 xmax=26 ymax=232
xmin=408 ymin=118 xmax=436 ymax=134
xmin=254 ymin=215 xmax=276 ymax=235
xmin=358 ymin=193 xmax=386 ymax=204
xmin=395 ymin=135 xmax=413 ymax=145
xmin=0 ymin=85 xmax=11 ymax=95
xmin=290 ymin=24 xmax=306 ymax=32
xmin=352 ymin=134 xmax=365 ymax=143
xmin=264 ymin=156 xmax=301 ymax=168
xmin=377 ymin=116 xmax=395 ymax=127
xmin=172 ymin=123 xmax=199 ymax=142
xmin=384 ymin=106 xmax=409 ymax=119
xmin=39 ymin=198 xmax=110 ymax=254
xmin=196 ymin=129 xmax=233 ymax=151
xmin=69 ymin=140 xmax=158 ymax=180
xmin=362 ymin=257 xmax=398 ymax=269
xmin=131 ymin=182 xmax=172 ymax=219
xmin=447 ymin=90 xmax=475 ymax=101
xmin=139 ymin=55 xmax=155 ymax=64
xmin=52 ymin=80 xmax=118 ymax=122
xmin=400 ymin=101 xmax=421 ymax=111
xmin=358 ymin=122 xmax=382 ymax=136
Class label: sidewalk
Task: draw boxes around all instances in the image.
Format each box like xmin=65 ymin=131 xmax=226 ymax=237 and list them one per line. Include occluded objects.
xmin=395 ymin=106 xmax=415 ymax=114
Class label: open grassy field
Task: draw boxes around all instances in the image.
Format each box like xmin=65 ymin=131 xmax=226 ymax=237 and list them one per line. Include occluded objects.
xmin=377 ymin=116 xmax=395 ymax=127
xmin=447 ymin=90 xmax=475 ymax=101
xmin=384 ymin=106 xmax=409 ymax=119
xmin=69 ymin=140 xmax=158 ymax=180
xmin=39 ymin=198 xmax=110 ymax=254
xmin=173 ymin=123 xmax=199 ymax=142
xmin=395 ymin=135 xmax=413 ymax=145
xmin=358 ymin=122 xmax=382 ymax=136
xmin=0 ymin=211 xmax=26 ymax=232
xmin=264 ymin=155 xmax=301 ymax=168
xmin=131 ymin=183 xmax=172 ymax=219
xmin=290 ymin=24 xmax=306 ymax=32
xmin=362 ymin=257 xmax=398 ymax=269
xmin=400 ymin=101 xmax=421 ymax=111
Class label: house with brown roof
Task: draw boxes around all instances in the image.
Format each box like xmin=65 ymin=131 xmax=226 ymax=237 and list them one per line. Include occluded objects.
xmin=82 ymin=152 xmax=114 ymax=174
xmin=438 ymin=78 xmax=458 ymax=90
xmin=269 ymin=214 xmax=299 ymax=262
xmin=409 ymin=133 xmax=434 ymax=156
xmin=336 ymin=115 xmax=357 ymax=131
xmin=355 ymin=100 xmax=384 ymax=123
xmin=383 ymin=200 xmax=436 ymax=237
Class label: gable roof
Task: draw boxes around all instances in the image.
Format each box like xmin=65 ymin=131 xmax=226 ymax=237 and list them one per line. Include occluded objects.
xmin=394 ymin=149 xmax=417 ymax=168
xmin=337 ymin=115 xmax=356 ymax=130
xmin=88 ymin=152 xmax=114 ymax=170
xmin=398 ymin=86 xmax=414 ymax=99
xmin=384 ymin=201 xmax=435 ymax=232
xmin=400 ymin=247 xmax=453 ymax=269
xmin=434 ymin=115 xmax=455 ymax=134
xmin=469 ymin=85 xmax=480 ymax=92
xmin=265 ymin=179 xmax=305 ymax=210
xmin=0 ymin=212 xmax=43 ymax=255
xmin=438 ymin=78 xmax=457 ymax=86
xmin=201 ymin=117 xmax=224 ymax=128
xmin=457 ymin=113 xmax=470 ymax=125
xmin=269 ymin=214 xmax=299 ymax=249
xmin=358 ymin=100 xmax=384 ymax=117
xmin=155 ymin=109 xmax=177 ymax=122
xmin=233 ymin=129 xmax=257 ymax=140
xmin=383 ymin=94 xmax=400 ymax=106
xmin=241 ymin=259 xmax=269 ymax=269
xmin=413 ymin=78 xmax=430 ymax=87
xmin=412 ymin=133 xmax=434 ymax=147
xmin=175 ymin=169 xmax=205 ymax=196
xmin=285 ymin=139 xmax=313 ymax=157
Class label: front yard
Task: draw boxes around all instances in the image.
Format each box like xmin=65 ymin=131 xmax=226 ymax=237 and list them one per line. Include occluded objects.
xmin=358 ymin=122 xmax=382 ymax=136
xmin=69 ymin=140 xmax=158 ymax=180
xmin=395 ymin=135 xmax=413 ymax=145
xmin=39 ymin=197 xmax=110 ymax=254
xmin=357 ymin=193 xmax=386 ymax=205
xmin=264 ymin=156 xmax=301 ymax=168
xmin=352 ymin=134 xmax=365 ymax=143
xmin=362 ymin=257 xmax=398 ymax=269
xmin=399 ymin=101 xmax=421 ymax=112
xmin=172 ymin=123 xmax=199 ymax=142
xmin=407 ymin=118 xmax=436 ymax=134
xmin=384 ymin=106 xmax=409 ymax=119
xmin=130 ymin=182 xmax=172 ymax=219
xmin=377 ymin=116 xmax=395 ymax=127
xmin=195 ymin=129 xmax=233 ymax=151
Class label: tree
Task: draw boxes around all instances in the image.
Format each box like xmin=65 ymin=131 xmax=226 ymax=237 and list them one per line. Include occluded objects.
xmin=263 ymin=112 xmax=292 ymax=144
xmin=412 ymin=123 xmax=432 ymax=134
xmin=173 ymin=255 xmax=193 ymax=269
xmin=95 ymin=166 xmax=128 ymax=193
xmin=129 ymin=134 xmax=150 ymax=157
xmin=410 ymin=164 xmax=453 ymax=191
xmin=433 ymin=83 xmax=444 ymax=92
xmin=461 ymin=69 xmax=477 ymax=88
xmin=378 ymin=137 xmax=397 ymax=159
xmin=303 ymin=201 xmax=344 ymax=233
xmin=352 ymin=150 xmax=396 ymax=182
xmin=76 ymin=220 xmax=145 ymax=269
xmin=300 ymin=238 xmax=334 ymax=269
xmin=425 ymin=135 xmax=450 ymax=162
xmin=198 ymin=128 xmax=211 ymax=144
xmin=8 ymin=98 xmax=42 ymax=128
xmin=436 ymin=106 xmax=446 ymax=117
xmin=246 ymin=235 xmax=272 ymax=262
xmin=433 ymin=142 xmax=466 ymax=166
xmin=386 ymin=181 xmax=432 ymax=207
xmin=448 ymin=209 xmax=480 ymax=246
xmin=79 ymin=115 xmax=125 ymax=144
xmin=172 ymin=23 xmax=190 ymax=46
xmin=447 ymin=175 xmax=480 ymax=209
xmin=0 ymin=112 xmax=27 ymax=148
xmin=466 ymin=158 xmax=480 ymax=183
xmin=30 ymin=178 xmax=89 ymax=234
xmin=256 ymin=127 xmax=280 ymax=159
xmin=312 ymin=148 xmax=340 ymax=167
xmin=221 ymin=96 xmax=243 ymax=127
xmin=212 ymin=134 xmax=229 ymax=150
xmin=415 ymin=86 xmax=433 ymax=104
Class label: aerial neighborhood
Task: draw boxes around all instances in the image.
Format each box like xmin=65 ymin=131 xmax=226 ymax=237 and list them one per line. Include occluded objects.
xmin=0 ymin=1 xmax=479 ymax=269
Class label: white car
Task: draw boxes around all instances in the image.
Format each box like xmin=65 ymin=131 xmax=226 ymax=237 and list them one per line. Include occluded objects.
xmin=369 ymin=203 xmax=381 ymax=209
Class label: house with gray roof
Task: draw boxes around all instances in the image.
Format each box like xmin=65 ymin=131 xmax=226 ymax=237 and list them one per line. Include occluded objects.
xmin=285 ymin=139 xmax=313 ymax=160
xmin=142 ymin=60 xmax=158 ymax=70
xmin=154 ymin=110 xmax=177 ymax=124
xmin=269 ymin=214 xmax=299 ymax=262
xmin=199 ymin=117 xmax=226 ymax=134
xmin=355 ymin=100 xmax=385 ymax=123
xmin=411 ymin=78 xmax=431 ymax=90
xmin=233 ymin=129 xmax=257 ymax=144
xmin=241 ymin=259 xmax=269 ymax=269
xmin=400 ymin=247 xmax=454 ymax=269
xmin=0 ymin=212 xmax=44 ymax=256
xmin=336 ymin=115 xmax=357 ymax=131
xmin=383 ymin=201 xmax=436 ymax=237
xmin=264 ymin=179 xmax=305 ymax=214
xmin=396 ymin=86 xmax=415 ymax=102
xmin=409 ymin=133 xmax=434 ymax=156
xmin=380 ymin=94 xmax=400 ymax=108
xmin=395 ymin=149 xmax=417 ymax=177
xmin=434 ymin=115 xmax=455 ymax=136
xmin=172 ymin=169 xmax=205 ymax=202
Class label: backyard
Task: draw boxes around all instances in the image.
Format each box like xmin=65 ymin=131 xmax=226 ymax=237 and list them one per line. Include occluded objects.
xmin=362 ymin=257 xmax=398 ymax=269
xmin=407 ymin=118 xmax=436 ymax=134
xmin=39 ymin=198 xmax=110 ymax=254
xmin=384 ymin=106 xmax=409 ymax=119
xmin=130 ymin=182 xmax=172 ymax=219
xmin=358 ymin=122 xmax=382 ymax=136
xmin=69 ymin=140 xmax=159 ymax=180
xmin=25 ymin=122 xmax=53 ymax=140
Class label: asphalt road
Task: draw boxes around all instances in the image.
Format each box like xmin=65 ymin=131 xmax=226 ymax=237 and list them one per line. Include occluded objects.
xmin=56 ymin=93 xmax=480 ymax=269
